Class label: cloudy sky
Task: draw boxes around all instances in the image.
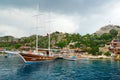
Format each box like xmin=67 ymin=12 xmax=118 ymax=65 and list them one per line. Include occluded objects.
xmin=0 ymin=0 xmax=120 ymax=37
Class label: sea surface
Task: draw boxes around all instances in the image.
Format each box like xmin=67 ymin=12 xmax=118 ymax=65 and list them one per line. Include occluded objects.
xmin=0 ymin=55 xmax=120 ymax=80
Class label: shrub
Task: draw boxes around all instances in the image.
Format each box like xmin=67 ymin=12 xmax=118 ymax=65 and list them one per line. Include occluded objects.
xmin=104 ymin=51 xmax=111 ymax=56
xmin=98 ymin=51 xmax=102 ymax=55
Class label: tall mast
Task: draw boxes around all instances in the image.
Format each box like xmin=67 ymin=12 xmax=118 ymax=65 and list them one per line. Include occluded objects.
xmin=36 ymin=4 xmax=39 ymax=53
xmin=48 ymin=12 xmax=51 ymax=52
xmin=36 ymin=29 xmax=38 ymax=53
xmin=48 ymin=33 xmax=50 ymax=51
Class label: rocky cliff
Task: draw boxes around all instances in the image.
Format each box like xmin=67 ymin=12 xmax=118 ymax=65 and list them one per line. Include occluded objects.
xmin=95 ymin=25 xmax=120 ymax=35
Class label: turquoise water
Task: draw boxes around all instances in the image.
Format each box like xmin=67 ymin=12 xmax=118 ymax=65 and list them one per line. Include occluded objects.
xmin=0 ymin=56 xmax=120 ymax=80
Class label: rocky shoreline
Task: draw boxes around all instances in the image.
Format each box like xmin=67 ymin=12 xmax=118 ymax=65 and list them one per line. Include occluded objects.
xmin=81 ymin=55 xmax=111 ymax=59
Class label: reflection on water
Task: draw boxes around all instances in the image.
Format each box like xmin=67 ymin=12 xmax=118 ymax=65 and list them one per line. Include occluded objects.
xmin=0 ymin=56 xmax=120 ymax=80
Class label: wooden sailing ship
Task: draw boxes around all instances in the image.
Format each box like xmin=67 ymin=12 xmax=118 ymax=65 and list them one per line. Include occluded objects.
xmin=19 ymin=49 xmax=56 ymax=64
xmin=18 ymin=4 xmax=56 ymax=64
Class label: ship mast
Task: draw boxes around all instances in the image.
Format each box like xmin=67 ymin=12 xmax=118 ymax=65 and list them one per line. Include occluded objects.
xmin=36 ymin=29 xmax=38 ymax=53
xmin=35 ymin=4 xmax=39 ymax=53
xmin=48 ymin=33 xmax=50 ymax=51
xmin=48 ymin=12 xmax=51 ymax=52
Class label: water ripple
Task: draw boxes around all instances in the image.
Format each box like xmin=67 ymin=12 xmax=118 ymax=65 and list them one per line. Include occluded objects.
xmin=0 ymin=57 xmax=120 ymax=80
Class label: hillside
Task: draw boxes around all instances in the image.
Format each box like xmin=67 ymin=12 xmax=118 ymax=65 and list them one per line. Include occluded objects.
xmin=0 ymin=24 xmax=119 ymax=56
xmin=95 ymin=25 xmax=120 ymax=35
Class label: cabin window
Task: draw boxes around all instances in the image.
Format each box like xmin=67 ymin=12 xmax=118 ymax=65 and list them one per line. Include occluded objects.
xmin=118 ymin=52 xmax=120 ymax=54
xmin=113 ymin=43 xmax=117 ymax=45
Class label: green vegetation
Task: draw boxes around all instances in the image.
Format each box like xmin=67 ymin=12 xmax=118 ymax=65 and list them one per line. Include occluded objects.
xmin=0 ymin=29 xmax=118 ymax=55
xmin=104 ymin=51 xmax=111 ymax=56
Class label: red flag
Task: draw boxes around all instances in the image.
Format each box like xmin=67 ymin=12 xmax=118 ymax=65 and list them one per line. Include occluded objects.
xmin=47 ymin=33 xmax=49 ymax=37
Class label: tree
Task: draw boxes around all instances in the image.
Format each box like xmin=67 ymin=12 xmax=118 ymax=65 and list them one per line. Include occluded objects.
xmin=14 ymin=44 xmax=21 ymax=49
xmin=98 ymin=51 xmax=102 ymax=55
xmin=56 ymin=41 xmax=66 ymax=48
xmin=104 ymin=51 xmax=111 ymax=56
xmin=109 ymin=29 xmax=118 ymax=37
xmin=88 ymin=46 xmax=99 ymax=55
xmin=101 ymin=33 xmax=113 ymax=42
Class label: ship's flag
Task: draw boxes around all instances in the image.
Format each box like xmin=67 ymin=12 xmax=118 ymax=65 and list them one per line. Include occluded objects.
xmin=47 ymin=33 xmax=49 ymax=37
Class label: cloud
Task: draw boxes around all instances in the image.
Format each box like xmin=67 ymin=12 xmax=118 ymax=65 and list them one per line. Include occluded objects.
xmin=105 ymin=1 xmax=120 ymax=24
xmin=0 ymin=0 xmax=112 ymax=15
xmin=0 ymin=24 xmax=29 ymax=37
xmin=0 ymin=8 xmax=80 ymax=37
xmin=0 ymin=8 xmax=36 ymax=37
xmin=75 ymin=0 xmax=120 ymax=34
xmin=0 ymin=0 xmax=120 ymax=37
xmin=42 ymin=12 xmax=80 ymax=34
